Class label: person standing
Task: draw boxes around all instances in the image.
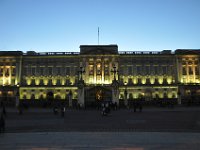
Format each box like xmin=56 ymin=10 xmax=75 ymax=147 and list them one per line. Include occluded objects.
xmin=2 ymin=102 xmax=6 ymax=116
xmin=0 ymin=113 xmax=5 ymax=133
xmin=61 ymin=106 xmax=65 ymax=117
xmin=15 ymin=91 xmax=20 ymax=108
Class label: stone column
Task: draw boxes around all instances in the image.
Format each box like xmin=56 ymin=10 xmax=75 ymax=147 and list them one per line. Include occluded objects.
xmin=111 ymin=80 xmax=119 ymax=105
xmin=177 ymin=87 xmax=183 ymax=105
xmin=112 ymin=88 xmax=119 ymax=105
xmin=77 ymin=66 xmax=85 ymax=108
xmin=78 ymin=86 xmax=85 ymax=108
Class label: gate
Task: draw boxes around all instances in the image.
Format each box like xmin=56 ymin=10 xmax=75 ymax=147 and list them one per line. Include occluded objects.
xmin=85 ymin=86 xmax=112 ymax=108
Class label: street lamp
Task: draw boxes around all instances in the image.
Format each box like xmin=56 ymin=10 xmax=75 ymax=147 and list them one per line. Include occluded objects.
xmin=124 ymin=81 xmax=128 ymax=107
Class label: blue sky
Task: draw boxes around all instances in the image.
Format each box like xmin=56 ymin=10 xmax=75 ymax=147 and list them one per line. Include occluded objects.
xmin=0 ymin=0 xmax=199 ymax=52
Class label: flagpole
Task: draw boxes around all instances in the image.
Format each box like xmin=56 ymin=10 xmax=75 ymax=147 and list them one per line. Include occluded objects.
xmin=98 ymin=27 xmax=99 ymax=45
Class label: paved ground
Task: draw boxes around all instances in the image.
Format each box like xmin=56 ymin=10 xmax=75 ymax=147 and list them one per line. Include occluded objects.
xmin=1 ymin=132 xmax=200 ymax=150
xmin=2 ymin=106 xmax=200 ymax=132
xmin=0 ymin=106 xmax=200 ymax=149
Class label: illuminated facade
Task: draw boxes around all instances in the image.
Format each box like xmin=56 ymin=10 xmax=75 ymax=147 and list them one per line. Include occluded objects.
xmin=0 ymin=45 xmax=200 ymax=107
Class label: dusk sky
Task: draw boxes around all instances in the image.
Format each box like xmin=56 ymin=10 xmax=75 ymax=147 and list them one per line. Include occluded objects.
xmin=0 ymin=0 xmax=199 ymax=52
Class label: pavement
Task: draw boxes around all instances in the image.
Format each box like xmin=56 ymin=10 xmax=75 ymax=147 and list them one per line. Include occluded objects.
xmin=3 ymin=106 xmax=200 ymax=133
xmin=1 ymin=132 xmax=200 ymax=150
xmin=0 ymin=106 xmax=200 ymax=149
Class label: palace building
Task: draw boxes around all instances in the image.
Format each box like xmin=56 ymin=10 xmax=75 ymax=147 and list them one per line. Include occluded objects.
xmin=0 ymin=45 xmax=200 ymax=107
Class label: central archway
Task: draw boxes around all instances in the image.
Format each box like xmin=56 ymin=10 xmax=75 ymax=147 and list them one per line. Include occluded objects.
xmin=85 ymin=86 xmax=112 ymax=108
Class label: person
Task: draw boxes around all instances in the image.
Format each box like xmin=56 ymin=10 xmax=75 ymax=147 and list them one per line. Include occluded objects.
xmin=0 ymin=113 xmax=5 ymax=133
xmin=2 ymin=103 xmax=6 ymax=116
xmin=105 ymin=103 xmax=110 ymax=114
xmin=18 ymin=102 xmax=23 ymax=115
xmin=101 ymin=103 xmax=107 ymax=116
xmin=15 ymin=91 xmax=20 ymax=108
xmin=133 ymin=100 xmax=137 ymax=112
xmin=139 ymin=99 xmax=143 ymax=112
xmin=114 ymin=102 xmax=117 ymax=110
xmin=61 ymin=106 xmax=65 ymax=117
xmin=53 ymin=106 xmax=58 ymax=115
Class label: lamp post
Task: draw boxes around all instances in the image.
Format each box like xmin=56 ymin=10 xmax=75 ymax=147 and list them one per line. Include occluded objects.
xmin=124 ymin=81 xmax=128 ymax=107
xmin=111 ymin=64 xmax=119 ymax=105
xmin=77 ymin=66 xmax=85 ymax=108
xmin=15 ymin=83 xmax=20 ymax=108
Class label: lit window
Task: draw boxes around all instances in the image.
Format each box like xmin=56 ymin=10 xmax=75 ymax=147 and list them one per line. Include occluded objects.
xmin=182 ymin=67 xmax=187 ymax=75
xmin=189 ymin=67 xmax=193 ymax=75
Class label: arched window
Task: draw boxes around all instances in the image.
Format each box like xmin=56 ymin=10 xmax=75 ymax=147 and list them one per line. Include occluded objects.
xmin=39 ymin=95 xmax=44 ymax=100
xmin=164 ymin=93 xmax=168 ymax=98
xmin=31 ymin=94 xmax=35 ymax=100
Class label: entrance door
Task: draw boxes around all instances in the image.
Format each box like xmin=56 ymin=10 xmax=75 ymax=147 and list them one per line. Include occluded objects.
xmin=85 ymin=86 xmax=112 ymax=108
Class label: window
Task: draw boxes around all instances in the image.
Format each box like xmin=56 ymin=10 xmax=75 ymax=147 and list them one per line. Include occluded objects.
xmin=182 ymin=67 xmax=187 ymax=75
xmin=128 ymin=78 xmax=133 ymax=85
xmin=65 ymin=79 xmax=71 ymax=85
xmin=5 ymin=68 xmax=9 ymax=76
xmin=155 ymin=78 xmax=159 ymax=84
xmin=154 ymin=66 xmax=158 ymax=75
xmin=39 ymin=79 xmax=43 ymax=85
xmin=138 ymin=78 xmax=142 ymax=84
xmin=162 ymin=66 xmax=167 ymax=74
xmin=31 ymin=79 xmax=35 ymax=85
xmin=145 ymin=66 xmax=150 ymax=75
xmin=40 ymin=67 xmax=44 ymax=76
xmin=89 ymin=65 xmax=94 ymax=75
xmin=31 ymin=67 xmax=36 ymax=75
xmin=128 ymin=66 xmax=132 ymax=75
xmin=23 ymin=67 xmax=27 ymax=75
xmin=146 ymin=78 xmax=151 ymax=84
xmin=48 ymin=79 xmax=52 ymax=85
xmin=48 ymin=67 xmax=53 ymax=75
xmin=195 ymin=67 xmax=199 ymax=75
xmin=137 ymin=66 xmax=141 ymax=75
xmin=66 ymin=67 xmax=70 ymax=75
xmin=97 ymin=63 xmax=101 ymax=75
xmin=57 ymin=67 xmax=61 ymax=75
xmin=0 ymin=68 xmax=3 ymax=76
xmin=27 ymin=66 xmax=31 ymax=76
xmin=57 ymin=79 xmax=61 ymax=85
xmin=164 ymin=93 xmax=167 ymax=98
xmin=12 ymin=67 xmax=16 ymax=76
xmin=119 ymin=66 xmax=123 ymax=75
xmin=189 ymin=67 xmax=193 ymax=75
xmin=104 ymin=64 xmax=109 ymax=75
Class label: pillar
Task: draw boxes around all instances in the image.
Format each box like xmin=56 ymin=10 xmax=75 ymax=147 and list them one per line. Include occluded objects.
xmin=78 ymin=87 xmax=85 ymax=108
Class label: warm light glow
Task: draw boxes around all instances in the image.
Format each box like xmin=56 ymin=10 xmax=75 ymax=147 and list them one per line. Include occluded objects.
xmin=150 ymin=77 xmax=155 ymax=84
xmin=35 ymin=78 xmax=40 ymax=85
xmin=44 ymin=78 xmax=48 ymax=85
xmin=61 ymin=79 xmax=65 ymax=85
xmin=158 ymin=77 xmax=163 ymax=84
xmin=133 ymin=78 xmax=137 ymax=84
xmin=27 ymin=78 xmax=31 ymax=85
xmin=167 ymin=77 xmax=172 ymax=84
xmin=103 ymin=80 xmax=110 ymax=84
xmin=142 ymin=78 xmax=145 ymax=84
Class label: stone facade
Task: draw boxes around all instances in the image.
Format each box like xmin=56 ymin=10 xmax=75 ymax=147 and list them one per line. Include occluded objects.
xmin=0 ymin=45 xmax=200 ymax=107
